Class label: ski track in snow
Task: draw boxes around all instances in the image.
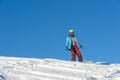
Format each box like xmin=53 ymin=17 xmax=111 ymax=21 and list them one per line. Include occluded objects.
xmin=0 ymin=57 xmax=120 ymax=80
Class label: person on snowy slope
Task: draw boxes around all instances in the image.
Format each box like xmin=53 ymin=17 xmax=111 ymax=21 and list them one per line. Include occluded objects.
xmin=66 ymin=29 xmax=83 ymax=62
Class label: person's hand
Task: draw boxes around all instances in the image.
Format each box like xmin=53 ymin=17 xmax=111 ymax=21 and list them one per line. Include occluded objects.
xmin=66 ymin=46 xmax=70 ymax=51
xmin=66 ymin=46 xmax=69 ymax=50
xmin=80 ymin=45 xmax=82 ymax=48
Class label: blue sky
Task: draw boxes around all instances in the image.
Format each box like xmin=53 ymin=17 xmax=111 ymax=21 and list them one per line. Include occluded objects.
xmin=0 ymin=0 xmax=120 ymax=63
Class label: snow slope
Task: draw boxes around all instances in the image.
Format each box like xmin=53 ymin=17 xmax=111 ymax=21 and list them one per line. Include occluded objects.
xmin=0 ymin=57 xmax=120 ymax=80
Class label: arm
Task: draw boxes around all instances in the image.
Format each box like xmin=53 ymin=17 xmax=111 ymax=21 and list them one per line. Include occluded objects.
xmin=66 ymin=37 xmax=71 ymax=50
xmin=74 ymin=37 xmax=83 ymax=49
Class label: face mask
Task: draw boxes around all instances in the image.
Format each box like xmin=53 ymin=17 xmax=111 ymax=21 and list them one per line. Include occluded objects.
xmin=69 ymin=34 xmax=75 ymax=37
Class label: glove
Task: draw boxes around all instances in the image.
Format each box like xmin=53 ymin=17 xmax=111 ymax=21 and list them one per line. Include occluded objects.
xmin=80 ymin=45 xmax=83 ymax=49
xmin=66 ymin=46 xmax=70 ymax=51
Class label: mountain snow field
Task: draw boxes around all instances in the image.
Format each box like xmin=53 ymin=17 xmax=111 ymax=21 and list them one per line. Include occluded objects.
xmin=0 ymin=56 xmax=120 ymax=80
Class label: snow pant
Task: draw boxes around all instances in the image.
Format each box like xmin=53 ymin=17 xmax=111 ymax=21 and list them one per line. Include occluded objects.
xmin=70 ymin=46 xmax=83 ymax=62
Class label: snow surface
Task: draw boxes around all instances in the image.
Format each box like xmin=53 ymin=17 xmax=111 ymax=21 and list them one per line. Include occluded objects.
xmin=0 ymin=57 xmax=120 ymax=80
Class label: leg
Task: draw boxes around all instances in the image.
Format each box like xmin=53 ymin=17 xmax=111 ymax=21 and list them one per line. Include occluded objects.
xmin=75 ymin=47 xmax=83 ymax=62
xmin=70 ymin=47 xmax=76 ymax=61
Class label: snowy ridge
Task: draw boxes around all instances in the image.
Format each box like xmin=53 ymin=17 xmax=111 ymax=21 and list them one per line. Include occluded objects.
xmin=0 ymin=57 xmax=120 ymax=80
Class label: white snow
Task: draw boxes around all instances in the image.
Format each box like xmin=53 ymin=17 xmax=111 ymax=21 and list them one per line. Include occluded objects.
xmin=0 ymin=56 xmax=120 ymax=80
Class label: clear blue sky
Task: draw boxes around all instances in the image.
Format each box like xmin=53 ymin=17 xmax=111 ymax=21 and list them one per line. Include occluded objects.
xmin=0 ymin=0 xmax=120 ymax=63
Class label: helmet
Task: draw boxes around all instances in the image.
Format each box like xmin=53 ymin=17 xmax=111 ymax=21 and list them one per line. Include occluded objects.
xmin=69 ymin=29 xmax=74 ymax=33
